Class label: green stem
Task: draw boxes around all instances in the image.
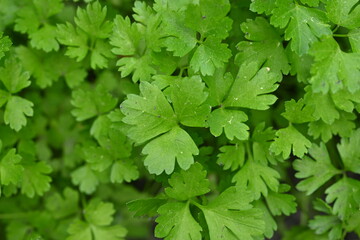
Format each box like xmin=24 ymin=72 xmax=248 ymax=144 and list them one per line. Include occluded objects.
xmin=333 ymin=34 xmax=348 ymax=38
xmin=332 ymin=25 xmax=340 ymax=33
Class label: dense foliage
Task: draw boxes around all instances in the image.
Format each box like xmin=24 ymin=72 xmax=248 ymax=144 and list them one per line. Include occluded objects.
xmin=0 ymin=0 xmax=359 ymax=239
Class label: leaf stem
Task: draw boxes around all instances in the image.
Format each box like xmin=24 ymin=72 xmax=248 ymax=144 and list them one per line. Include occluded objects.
xmin=333 ymin=34 xmax=348 ymax=38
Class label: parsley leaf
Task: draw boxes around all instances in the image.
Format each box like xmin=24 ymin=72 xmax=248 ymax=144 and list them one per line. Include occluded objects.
xmin=265 ymin=184 xmax=297 ymax=216
xmin=270 ymin=0 xmax=332 ymax=55
xmin=0 ymin=149 xmax=24 ymax=192
xmin=142 ymin=126 xmax=198 ymax=175
xmin=199 ymin=187 xmax=265 ymax=240
xmin=4 ymin=96 xmax=34 ymax=132
xmin=0 ymin=32 xmax=11 ymax=60
xmin=325 ymin=0 xmax=360 ymax=29
xmin=309 ymin=37 xmax=360 ymax=93
xmin=294 ymin=143 xmax=341 ymax=195
xmin=270 ymin=124 xmax=312 ymax=158
xmin=67 ymin=199 xmax=127 ymax=240
xmin=0 ymin=57 xmax=30 ymax=94
xmin=57 ymin=1 xmax=113 ymax=69
xmin=155 ymin=202 xmax=202 ymax=240
xmin=236 ymin=17 xmax=290 ymax=74
xmin=165 ymin=162 xmax=210 ymax=201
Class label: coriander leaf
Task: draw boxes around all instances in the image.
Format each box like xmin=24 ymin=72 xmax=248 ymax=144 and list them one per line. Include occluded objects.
xmin=142 ymin=126 xmax=198 ymax=175
xmin=71 ymin=84 xmax=117 ymax=121
xmin=270 ymin=125 xmax=311 ymax=158
xmin=236 ymin=17 xmax=290 ymax=74
xmin=325 ymin=0 xmax=360 ymax=29
xmin=127 ymin=198 xmax=167 ymax=217
xmin=4 ymin=96 xmax=34 ymax=132
xmin=71 ymin=165 xmax=99 ymax=194
xmin=270 ymin=0 xmax=332 ymax=55
xmin=170 ymin=76 xmax=210 ymax=127
xmin=200 ymin=187 xmax=265 ymax=240
xmin=110 ymin=160 xmax=139 ymax=183
xmin=337 ymin=129 xmax=360 ymax=174
xmin=281 ymin=99 xmax=315 ymax=124
xmin=208 ymin=108 xmax=249 ymax=140
xmin=0 ymin=149 xmax=24 ymax=187
xmin=165 ymin=162 xmax=210 ymax=201
xmin=190 ymin=37 xmax=232 ymax=76
xmin=349 ymin=28 xmax=360 ymax=53
xmin=121 ymin=82 xmax=177 ymax=143
xmin=249 ymin=0 xmax=276 ymax=15
xmin=217 ymin=143 xmax=246 ymax=171
xmin=309 ymin=37 xmax=360 ymax=93
xmin=0 ymin=32 xmax=11 ymax=60
xmin=265 ymin=184 xmax=297 ymax=216
xmin=0 ymin=57 xmax=30 ymax=94
xmin=224 ymin=62 xmax=281 ymax=110
xmin=294 ymin=143 xmax=341 ymax=195
xmin=67 ymin=199 xmax=127 ymax=240
xmin=233 ymin=159 xmax=280 ymax=199
xmin=252 ymin=123 xmax=280 ymax=165
xmin=21 ymin=160 xmax=52 ymax=198
xmin=325 ymin=178 xmax=360 ymax=220
xmin=155 ymin=202 xmax=202 ymax=240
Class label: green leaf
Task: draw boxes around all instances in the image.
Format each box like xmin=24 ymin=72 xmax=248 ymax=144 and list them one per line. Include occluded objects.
xmin=200 ymin=187 xmax=265 ymax=240
xmin=265 ymin=184 xmax=297 ymax=216
xmin=0 ymin=57 xmax=30 ymax=94
xmin=294 ymin=143 xmax=341 ymax=195
xmin=45 ymin=187 xmax=79 ymax=219
xmin=0 ymin=149 xmax=24 ymax=187
xmin=270 ymin=0 xmax=332 ymax=55
xmin=21 ymin=160 xmax=52 ymax=198
xmin=236 ymin=17 xmax=290 ymax=74
xmin=142 ymin=126 xmax=199 ymax=175
xmin=71 ymin=84 xmax=117 ymax=121
xmin=249 ymin=0 xmax=276 ymax=15
xmin=325 ymin=177 xmax=360 ymax=220
xmin=253 ymin=201 xmax=277 ymax=239
xmin=217 ymin=143 xmax=246 ymax=171
xmin=325 ymin=0 xmax=360 ymax=29
xmin=83 ymin=146 xmax=113 ymax=172
xmin=57 ymin=2 xmax=113 ymax=69
xmin=4 ymin=96 xmax=34 ymax=132
xmin=337 ymin=129 xmax=360 ymax=174
xmin=165 ymin=162 xmax=210 ymax=201
xmin=67 ymin=199 xmax=127 ymax=240
xmin=309 ymin=37 xmax=360 ymax=93
xmin=170 ymin=76 xmax=210 ymax=127
xmin=270 ymin=125 xmax=312 ymax=158
xmin=127 ymin=198 xmax=167 ymax=217
xmin=349 ymin=28 xmax=360 ymax=53
xmin=309 ymin=215 xmax=342 ymax=240
xmin=155 ymin=202 xmax=202 ymax=240
xmin=110 ymin=160 xmax=139 ymax=183
xmin=0 ymin=32 xmax=12 ymax=60
xmin=208 ymin=108 xmax=249 ymax=140
xmin=224 ymin=62 xmax=281 ymax=110
xmin=30 ymin=24 xmax=59 ymax=52
xmin=282 ymin=99 xmax=315 ymax=124
xmin=121 ymin=82 xmax=177 ymax=143
xmin=233 ymin=159 xmax=280 ymax=199
xmin=190 ymin=37 xmax=232 ymax=76
xmin=304 ymin=89 xmax=339 ymax=124
xmin=71 ymin=165 xmax=99 ymax=194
